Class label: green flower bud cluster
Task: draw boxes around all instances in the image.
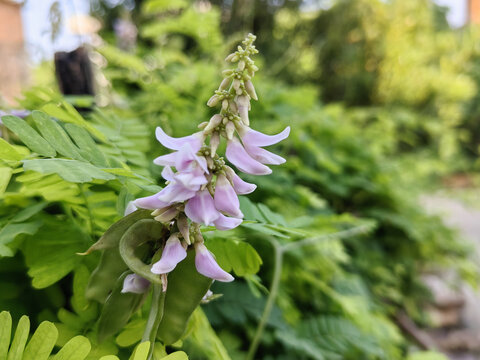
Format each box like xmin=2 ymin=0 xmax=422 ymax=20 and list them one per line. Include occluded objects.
xmin=203 ymin=33 xmax=259 ymax=156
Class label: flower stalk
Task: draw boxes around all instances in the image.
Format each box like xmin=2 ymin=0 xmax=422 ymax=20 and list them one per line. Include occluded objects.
xmin=123 ymin=33 xmax=289 ymax=292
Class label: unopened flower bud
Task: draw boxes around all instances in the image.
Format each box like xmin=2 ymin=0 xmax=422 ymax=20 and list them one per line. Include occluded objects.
xmin=222 ymin=99 xmax=229 ymax=111
xmin=225 ymin=53 xmax=236 ymax=62
xmin=245 ymin=80 xmax=258 ymax=100
xmin=210 ymin=132 xmax=220 ymax=155
xmin=238 ymin=60 xmax=245 ymax=71
xmin=207 ymin=95 xmax=220 ymax=107
xmin=237 ymin=95 xmax=250 ymax=126
xmin=225 ymin=121 xmax=235 ymax=140
xmin=177 ymin=213 xmax=191 ymax=245
xmin=219 ymin=77 xmax=231 ymax=91
xmin=198 ymin=121 xmax=208 ymax=129
xmin=229 ymin=101 xmax=237 ymax=113
xmin=204 ymin=114 xmax=223 ymax=133
xmin=231 ymin=54 xmax=239 ymax=62
xmin=233 ymin=79 xmax=241 ymax=91
xmin=207 ymin=156 xmax=214 ymax=169
xmin=154 ymin=206 xmax=179 ymax=223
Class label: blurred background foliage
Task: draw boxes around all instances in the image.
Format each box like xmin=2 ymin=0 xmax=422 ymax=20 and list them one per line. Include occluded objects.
xmin=2 ymin=0 xmax=480 ymax=359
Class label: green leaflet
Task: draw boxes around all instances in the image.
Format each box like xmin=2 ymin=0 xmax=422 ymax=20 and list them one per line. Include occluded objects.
xmin=205 ymin=238 xmax=262 ymax=277
xmin=161 ymin=352 xmax=189 ymax=360
xmin=97 ymin=272 xmax=148 ymax=342
xmin=0 ymin=167 xmax=12 ymax=196
xmin=31 ymin=111 xmax=85 ymax=161
xmin=42 ymin=102 xmax=107 ymax=142
xmin=186 ymin=308 xmax=231 ymax=360
xmin=0 ymin=221 xmax=43 ymax=257
xmin=128 ymin=342 xmax=150 ymax=360
xmin=24 ymin=219 xmax=90 ymax=288
xmin=0 ymin=138 xmax=22 ymax=161
xmin=23 ymin=159 xmax=115 ymax=183
xmin=0 ymin=311 xmax=12 ymax=360
xmin=7 ymin=315 xmax=29 ymax=360
xmin=64 ymin=123 xmax=109 ymax=167
xmin=22 ymin=321 xmax=58 ymax=360
xmin=52 ymin=336 xmax=91 ymax=360
xmin=1 ymin=116 xmax=56 ymax=157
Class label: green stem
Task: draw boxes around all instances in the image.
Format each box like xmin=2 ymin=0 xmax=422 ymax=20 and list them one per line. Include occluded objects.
xmin=142 ymin=284 xmax=166 ymax=360
xmin=281 ymin=223 xmax=374 ymax=253
xmin=246 ymin=239 xmax=283 ymax=360
xmin=78 ymin=184 xmax=94 ymax=236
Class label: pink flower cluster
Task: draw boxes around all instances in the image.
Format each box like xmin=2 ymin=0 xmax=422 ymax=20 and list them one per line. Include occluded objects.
xmin=122 ymin=34 xmax=289 ymax=292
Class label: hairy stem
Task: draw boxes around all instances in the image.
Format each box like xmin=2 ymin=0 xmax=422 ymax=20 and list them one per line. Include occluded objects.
xmin=143 ymin=284 xmax=166 ymax=360
xmin=246 ymin=238 xmax=283 ymax=360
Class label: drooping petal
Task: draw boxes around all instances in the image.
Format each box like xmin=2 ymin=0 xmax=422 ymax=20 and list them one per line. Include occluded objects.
xmin=155 ymin=127 xmax=203 ymax=151
xmin=213 ymin=213 xmax=242 ymax=230
xmin=241 ymin=126 xmax=290 ymax=147
xmin=244 ymin=144 xmax=286 ymax=165
xmin=185 ymin=189 xmax=220 ymax=226
xmin=194 ymin=242 xmax=234 ymax=282
xmin=157 ymin=183 xmax=197 ymax=203
xmin=134 ymin=193 xmax=169 ymax=210
xmin=121 ymin=274 xmax=150 ymax=294
xmin=226 ymin=138 xmax=272 ymax=175
xmin=124 ymin=201 xmax=138 ymax=216
xmin=225 ymin=166 xmax=257 ymax=195
xmin=151 ymin=234 xmax=187 ymax=274
xmin=214 ymin=174 xmax=243 ymax=218
xmin=153 ymin=152 xmax=177 ymax=167
xmin=161 ymin=166 xmax=175 ymax=181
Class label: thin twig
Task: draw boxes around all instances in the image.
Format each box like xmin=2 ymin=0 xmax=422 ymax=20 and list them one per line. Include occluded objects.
xmin=282 ymin=222 xmax=374 ymax=253
xmin=246 ymin=238 xmax=283 ymax=360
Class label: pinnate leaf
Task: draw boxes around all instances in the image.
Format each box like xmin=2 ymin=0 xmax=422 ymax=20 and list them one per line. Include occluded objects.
xmin=23 ymin=159 xmax=115 ymax=183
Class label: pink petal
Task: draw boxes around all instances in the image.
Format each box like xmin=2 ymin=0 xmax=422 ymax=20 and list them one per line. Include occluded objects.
xmin=161 ymin=166 xmax=175 ymax=181
xmin=151 ymin=234 xmax=187 ymax=274
xmin=174 ymin=169 xmax=208 ymax=191
xmin=185 ymin=189 xmax=220 ymax=226
xmin=214 ymin=174 xmax=243 ymax=218
xmin=155 ymin=127 xmax=203 ymax=151
xmin=241 ymin=126 xmax=290 ymax=147
xmin=134 ymin=193 xmax=169 ymax=209
xmin=174 ymin=145 xmax=208 ymax=174
xmin=153 ymin=152 xmax=177 ymax=167
xmin=121 ymin=274 xmax=150 ymax=294
xmin=244 ymin=144 xmax=286 ymax=165
xmin=225 ymin=166 xmax=257 ymax=194
xmin=157 ymin=183 xmax=197 ymax=203
xmin=194 ymin=242 xmax=234 ymax=282
xmin=226 ymin=138 xmax=272 ymax=175
xmin=213 ymin=213 xmax=243 ymax=230
xmin=124 ymin=201 xmax=138 ymax=216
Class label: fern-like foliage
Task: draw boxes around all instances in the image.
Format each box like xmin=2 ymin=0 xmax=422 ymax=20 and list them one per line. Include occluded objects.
xmin=0 ymin=311 xmax=189 ymax=360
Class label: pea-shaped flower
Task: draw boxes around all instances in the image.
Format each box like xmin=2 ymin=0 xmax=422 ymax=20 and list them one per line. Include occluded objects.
xmin=151 ymin=233 xmax=187 ymax=274
xmin=121 ymin=274 xmax=150 ymax=294
xmin=194 ymin=242 xmax=234 ymax=282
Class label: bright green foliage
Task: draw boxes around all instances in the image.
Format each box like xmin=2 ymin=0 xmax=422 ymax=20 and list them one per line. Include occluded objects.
xmin=0 ymin=1 xmax=476 ymax=359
